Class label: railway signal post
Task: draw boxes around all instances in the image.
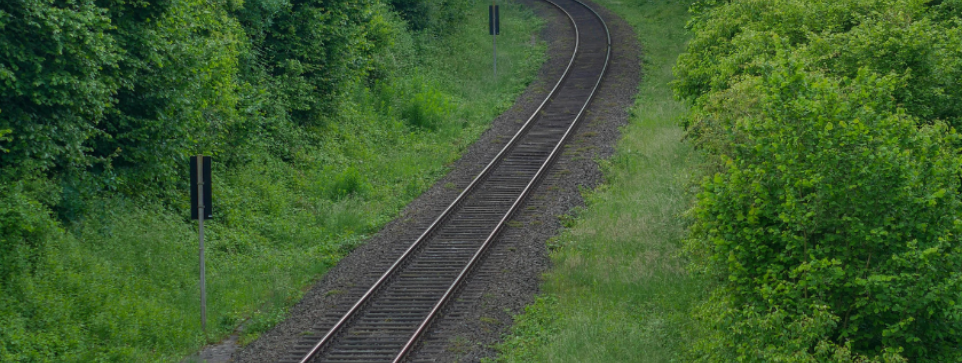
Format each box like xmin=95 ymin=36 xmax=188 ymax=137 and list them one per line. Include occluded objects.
xmin=490 ymin=1 xmax=500 ymax=78
xmin=190 ymin=155 xmax=213 ymax=332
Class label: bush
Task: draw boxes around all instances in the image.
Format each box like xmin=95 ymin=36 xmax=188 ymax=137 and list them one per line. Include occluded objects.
xmin=684 ymin=59 xmax=962 ymax=361
xmin=328 ymin=166 xmax=370 ymax=199
xmin=249 ymin=0 xmax=395 ymax=125
xmin=386 ymin=0 xmax=468 ymax=32
xmin=676 ymin=1 xmax=962 ymax=360
xmin=401 ymin=79 xmax=453 ymax=131
xmin=674 ymin=0 xmax=962 ymax=128
xmin=0 ymin=0 xmax=117 ymax=173
xmin=0 ymin=182 xmax=60 ymax=286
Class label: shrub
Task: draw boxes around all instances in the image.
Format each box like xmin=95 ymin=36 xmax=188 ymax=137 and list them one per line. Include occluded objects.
xmin=251 ymin=0 xmax=395 ymax=125
xmin=401 ymin=81 xmax=453 ymax=131
xmin=685 ymin=60 xmax=962 ymax=361
xmin=0 ymin=182 xmax=60 ymax=286
xmin=91 ymin=0 xmax=243 ymax=191
xmin=674 ymin=0 xmax=962 ymax=128
xmin=0 ymin=0 xmax=118 ymax=173
xmin=386 ymin=0 xmax=468 ymax=32
xmin=328 ymin=166 xmax=370 ymax=199
xmin=677 ymin=1 xmax=962 ymax=359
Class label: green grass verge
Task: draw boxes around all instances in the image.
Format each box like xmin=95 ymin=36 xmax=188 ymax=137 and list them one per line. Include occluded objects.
xmin=488 ymin=1 xmax=703 ymax=362
xmin=0 ymin=2 xmax=544 ymax=362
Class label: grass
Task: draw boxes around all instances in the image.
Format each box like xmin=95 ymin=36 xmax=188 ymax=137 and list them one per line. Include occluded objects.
xmin=0 ymin=2 xmax=546 ymax=362
xmin=489 ymin=1 xmax=705 ymax=362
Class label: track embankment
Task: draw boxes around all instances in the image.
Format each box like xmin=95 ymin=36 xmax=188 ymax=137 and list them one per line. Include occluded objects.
xmin=230 ymin=0 xmax=640 ymax=361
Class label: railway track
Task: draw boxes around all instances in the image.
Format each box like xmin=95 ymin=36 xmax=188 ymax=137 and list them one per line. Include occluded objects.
xmin=285 ymin=1 xmax=610 ymax=361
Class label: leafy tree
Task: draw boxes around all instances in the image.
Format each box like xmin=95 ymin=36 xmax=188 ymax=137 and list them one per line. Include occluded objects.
xmin=250 ymin=0 xmax=394 ymax=125
xmin=0 ymin=0 xmax=119 ymax=173
xmin=91 ymin=0 xmax=243 ymax=191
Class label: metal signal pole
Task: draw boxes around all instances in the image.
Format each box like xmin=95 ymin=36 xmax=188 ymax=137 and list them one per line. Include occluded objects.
xmin=490 ymin=1 xmax=499 ymax=78
xmin=191 ymin=155 xmax=212 ymax=334
xmin=196 ymin=155 xmax=207 ymax=333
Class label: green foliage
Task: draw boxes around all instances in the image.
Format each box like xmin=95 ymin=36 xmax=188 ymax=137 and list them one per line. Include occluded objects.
xmin=400 ymin=79 xmax=454 ymax=131
xmin=92 ymin=0 xmax=243 ymax=190
xmin=386 ymin=0 xmax=467 ymax=32
xmin=328 ymin=166 xmax=370 ymax=199
xmin=0 ymin=0 xmax=245 ymax=189
xmin=677 ymin=1 xmax=962 ymax=360
xmin=0 ymin=0 xmax=118 ymax=172
xmin=250 ymin=0 xmax=395 ymax=124
xmin=674 ymin=0 xmax=962 ymax=128
xmin=0 ymin=182 xmax=60 ymax=286
xmin=0 ymin=129 xmax=10 ymax=153
xmin=685 ymin=62 xmax=962 ymax=361
xmin=691 ymin=300 xmax=909 ymax=363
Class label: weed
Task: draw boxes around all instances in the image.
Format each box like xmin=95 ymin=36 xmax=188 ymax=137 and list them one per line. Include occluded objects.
xmin=328 ymin=166 xmax=370 ymax=199
xmin=447 ymin=335 xmax=473 ymax=355
xmin=402 ymin=82 xmax=452 ymax=131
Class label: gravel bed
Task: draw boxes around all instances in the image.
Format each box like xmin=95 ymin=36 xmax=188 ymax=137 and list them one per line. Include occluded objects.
xmin=214 ymin=1 xmax=642 ymax=361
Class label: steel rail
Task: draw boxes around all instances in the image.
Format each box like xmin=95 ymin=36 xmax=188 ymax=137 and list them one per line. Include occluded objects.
xmin=295 ymin=2 xmax=584 ymax=361
xmin=390 ymin=0 xmax=611 ymax=361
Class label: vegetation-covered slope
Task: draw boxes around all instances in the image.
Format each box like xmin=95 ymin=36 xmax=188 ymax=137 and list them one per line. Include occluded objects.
xmin=0 ymin=0 xmax=546 ymax=361
xmin=678 ymin=0 xmax=962 ymax=361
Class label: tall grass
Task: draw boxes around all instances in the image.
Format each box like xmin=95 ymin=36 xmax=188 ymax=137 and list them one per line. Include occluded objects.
xmin=0 ymin=1 xmax=545 ymax=362
xmin=490 ymin=1 xmax=702 ymax=362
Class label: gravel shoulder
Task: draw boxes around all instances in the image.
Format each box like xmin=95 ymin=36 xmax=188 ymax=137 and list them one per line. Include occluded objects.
xmin=218 ymin=0 xmax=642 ymax=361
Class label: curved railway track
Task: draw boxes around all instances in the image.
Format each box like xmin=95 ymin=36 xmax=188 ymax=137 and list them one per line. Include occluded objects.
xmin=286 ymin=1 xmax=610 ymax=361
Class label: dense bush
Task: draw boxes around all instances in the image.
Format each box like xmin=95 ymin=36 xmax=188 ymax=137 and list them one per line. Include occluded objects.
xmin=0 ymin=181 xmax=60 ymax=286
xmin=0 ymin=0 xmax=118 ymax=173
xmin=676 ymin=0 xmax=962 ymax=129
xmin=246 ymin=0 xmax=395 ymax=124
xmin=0 ymin=0 xmax=411 ymax=273
xmin=687 ymin=63 xmax=962 ymax=362
xmin=92 ymin=0 xmax=243 ymax=189
xmin=676 ymin=0 xmax=962 ymax=361
xmin=386 ymin=0 xmax=468 ymax=32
